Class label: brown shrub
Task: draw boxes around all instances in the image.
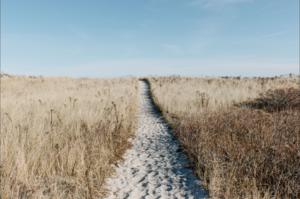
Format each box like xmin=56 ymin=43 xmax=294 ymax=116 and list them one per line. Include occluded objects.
xmin=238 ymin=88 xmax=300 ymax=112
xmin=172 ymin=108 xmax=300 ymax=198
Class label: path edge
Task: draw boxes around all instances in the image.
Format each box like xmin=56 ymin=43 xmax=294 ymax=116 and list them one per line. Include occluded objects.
xmin=139 ymin=78 xmax=209 ymax=198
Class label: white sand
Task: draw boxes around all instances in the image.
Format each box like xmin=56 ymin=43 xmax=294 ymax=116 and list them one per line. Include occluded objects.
xmin=104 ymin=80 xmax=206 ymax=199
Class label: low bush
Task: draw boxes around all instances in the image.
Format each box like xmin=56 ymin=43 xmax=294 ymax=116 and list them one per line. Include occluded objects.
xmin=172 ymin=108 xmax=300 ymax=198
xmin=238 ymin=88 xmax=300 ymax=112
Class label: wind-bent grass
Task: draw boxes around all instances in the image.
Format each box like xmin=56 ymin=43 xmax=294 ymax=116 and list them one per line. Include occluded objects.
xmin=145 ymin=75 xmax=300 ymax=198
xmin=1 ymin=75 xmax=138 ymax=198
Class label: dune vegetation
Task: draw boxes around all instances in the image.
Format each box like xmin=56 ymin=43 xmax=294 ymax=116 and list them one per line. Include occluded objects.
xmin=1 ymin=73 xmax=299 ymax=198
xmin=1 ymin=75 xmax=138 ymax=198
xmin=145 ymin=75 xmax=300 ymax=198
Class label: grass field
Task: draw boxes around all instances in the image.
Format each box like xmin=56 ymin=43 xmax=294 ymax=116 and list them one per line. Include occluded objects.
xmin=1 ymin=75 xmax=138 ymax=198
xmin=145 ymin=75 xmax=300 ymax=198
xmin=1 ymin=74 xmax=299 ymax=198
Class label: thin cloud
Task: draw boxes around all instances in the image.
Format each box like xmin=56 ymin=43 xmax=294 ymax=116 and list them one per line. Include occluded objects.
xmin=248 ymin=29 xmax=294 ymax=41
xmin=59 ymin=58 xmax=298 ymax=77
xmin=267 ymin=8 xmax=293 ymax=17
xmin=68 ymin=25 xmax=91 ymax=39
xmin=118 ymin=30 xmax=136 ymax=39
xmin=5 ymin=58 xmax=298 ymax=78
xmin=191 ymin=0 xmax=253 ymax=9
xmin=251 ymin=1 xmax=285 ymax=14
xmin=162 ymin=44 xmax=184 ymax=56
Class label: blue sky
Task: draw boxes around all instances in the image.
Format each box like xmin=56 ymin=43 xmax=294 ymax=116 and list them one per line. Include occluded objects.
xmin=2 ymin=0 xmax=299 ymax=77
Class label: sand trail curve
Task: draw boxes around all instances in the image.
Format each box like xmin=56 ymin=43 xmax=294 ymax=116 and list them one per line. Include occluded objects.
xmin=105 ymin=80 xmax=206 ymax=199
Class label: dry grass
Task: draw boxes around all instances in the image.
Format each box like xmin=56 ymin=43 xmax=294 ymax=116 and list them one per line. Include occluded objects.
xmin=145 ymin=75 xmax=300 ymax=198
xmin=1 ymin=75 xmax=138 ymax=198
xmin=145 ymin=76 xmax=299 ymax=121
xmin=172 ymin=108 xmax=300 ymax=198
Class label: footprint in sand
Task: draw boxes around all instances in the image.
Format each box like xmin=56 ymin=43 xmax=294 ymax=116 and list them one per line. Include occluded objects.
xmin=105 ymin=80 xmax=207 ymax=199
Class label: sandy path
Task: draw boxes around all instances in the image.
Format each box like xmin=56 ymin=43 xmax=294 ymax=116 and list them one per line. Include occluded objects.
xmin=105 ymin=80 xmax=206 ymax=199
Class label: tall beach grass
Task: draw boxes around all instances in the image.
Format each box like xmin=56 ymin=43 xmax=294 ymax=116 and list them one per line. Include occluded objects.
xmin=1 ymin=75 xmax=138 ymax=198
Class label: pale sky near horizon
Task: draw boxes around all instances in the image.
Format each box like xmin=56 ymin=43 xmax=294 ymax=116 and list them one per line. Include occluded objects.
xmin=2 ymin=0 xmax=299 ymax=77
